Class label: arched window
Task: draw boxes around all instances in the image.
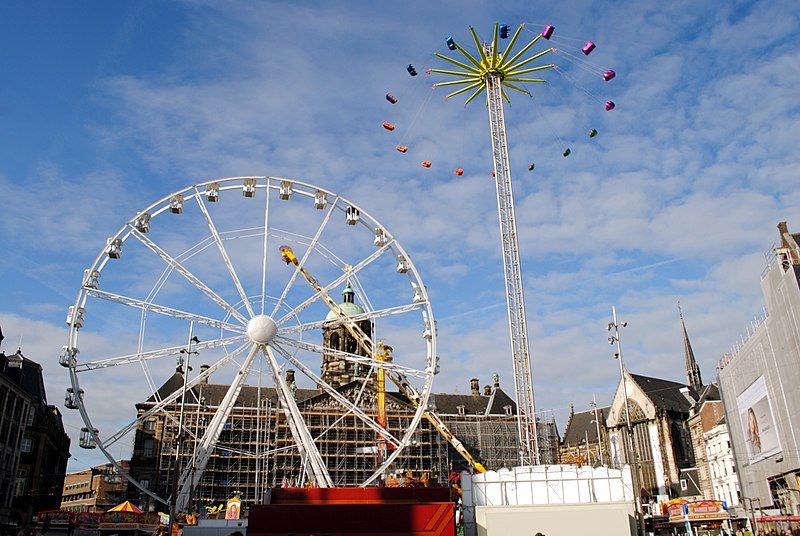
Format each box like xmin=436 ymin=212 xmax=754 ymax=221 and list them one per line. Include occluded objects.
xmin=329 ymin=332 xmax=340 ymax=351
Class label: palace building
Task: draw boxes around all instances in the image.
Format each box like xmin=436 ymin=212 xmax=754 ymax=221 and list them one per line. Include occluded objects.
xmin=127 ymin=287 xmax=556 ymax=512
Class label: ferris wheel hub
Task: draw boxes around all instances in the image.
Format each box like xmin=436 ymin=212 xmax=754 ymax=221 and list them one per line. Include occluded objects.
xmin=246 ymin=314 xmax=278 ymax=344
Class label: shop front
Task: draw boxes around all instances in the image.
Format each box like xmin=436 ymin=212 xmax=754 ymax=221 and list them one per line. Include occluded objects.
xmin=665 ymin=499 xmax=734 ymax=535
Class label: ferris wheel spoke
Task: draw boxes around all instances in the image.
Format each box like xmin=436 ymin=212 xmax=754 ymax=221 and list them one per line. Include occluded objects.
xmin=103 ymin=341 xmax=251 ymax=449
xmin=85 ymin=288 xmax=244 ymax=333
xmin=274 ymin=336 xmax=428 ymax=380
xmin=270 ymin=342 xmax=402 ymax=448
xmin=176 ymin=343 xmax=261 ymax=509
xmin=74 ymin=334 xmax=247 ymax=372
xmin=262 ymin=345 xmax=334 ymax=487
xmin=278 ymin=302 xmax=425 ymax=336
xmin=276 ymin=240 xmax=395 ymax=325
xmin=129 ymin=227 xmax=249 ymax=325
xmin=270 ymin=199 xmax=338 ymax=318
xmin=194 ymin=189 xmax=255 ymax=318
xmin=260 ymin=179 xmax=271 ymax=315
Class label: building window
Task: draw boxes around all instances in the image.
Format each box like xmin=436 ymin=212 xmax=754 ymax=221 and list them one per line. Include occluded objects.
xmin=457 ymin=405 xmax=466 ymax=416
xmin=144 ymin=420 xmax=156 ymax=432
xmin=26 ymin=408 xmax=35 ymax=426
xmin=143 ymin=439 xmax=154 ymax=458
xmin=503 ymin=405 xmax=513 ymax=416
xmin=680 ymin=479 xmax=688 ymax=491
xmin=20 ymin=438 xmax=32 ymax=453
xmin=140 ymin=479 xmax=149 ymax=490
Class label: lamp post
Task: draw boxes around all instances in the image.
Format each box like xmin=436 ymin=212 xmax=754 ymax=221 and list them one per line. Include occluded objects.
xmin=607 ymin=306 xmax=644 ymax=536
xmin=589 ymin=394 xmax=605 ymax=466
xmin=168 ymin=323 xmax=200 ymax=536
xmin=741 ymin=496 xmax=758 ymax=533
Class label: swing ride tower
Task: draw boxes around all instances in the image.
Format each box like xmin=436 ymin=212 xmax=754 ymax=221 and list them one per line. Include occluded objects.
xmin=431 ymin=23 xmax=556 ymax=465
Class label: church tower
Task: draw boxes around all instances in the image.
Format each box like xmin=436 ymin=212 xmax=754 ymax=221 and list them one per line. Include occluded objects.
xmin=678 ymin=300 xmax=703 ymax=391
xmin=321 ymin=283 xmax=372 ymax=387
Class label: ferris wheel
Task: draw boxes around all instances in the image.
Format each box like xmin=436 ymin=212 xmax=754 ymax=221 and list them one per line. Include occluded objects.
xmin=61 ymin=177 xmax=437 ymax=507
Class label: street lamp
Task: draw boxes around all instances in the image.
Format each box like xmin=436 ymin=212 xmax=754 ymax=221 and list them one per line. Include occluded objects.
xmin=741 ymin=496 xmax=759 ymax=533
xmin=589 ymin=394 xmax=605 ymax=466
xmin=168 ymin=324 xmax=200 ymax=535
xmin=607 ymin=306 xmax=644 ymax=536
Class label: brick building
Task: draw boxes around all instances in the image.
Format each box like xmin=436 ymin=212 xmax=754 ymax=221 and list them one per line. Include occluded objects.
xmin=60 ymin=461 xmax=130 ymax=512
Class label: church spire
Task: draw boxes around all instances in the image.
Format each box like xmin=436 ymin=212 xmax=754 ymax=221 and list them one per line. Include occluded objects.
xmin=678 ymin=300 xmax=703 ymax=390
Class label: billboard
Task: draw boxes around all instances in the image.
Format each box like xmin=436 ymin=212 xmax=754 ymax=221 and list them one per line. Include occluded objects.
xmin=737 ymin=375 xmax=781 ymax=463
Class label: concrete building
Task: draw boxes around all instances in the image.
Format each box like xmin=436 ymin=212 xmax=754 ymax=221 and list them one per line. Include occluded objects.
xmin=0 ymin=333 xmax=71 ymax=531
xmin=60 ymin=461 xmax=130 ymax=512
xmin=718 ymin=222 xmax=800 ymax=517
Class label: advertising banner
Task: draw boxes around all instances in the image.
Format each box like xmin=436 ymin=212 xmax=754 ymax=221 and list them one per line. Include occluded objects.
xmin=225 ymin=497 xmax=241 ymax=520
xmin=736 ymin=375 xmax=781 ymax=463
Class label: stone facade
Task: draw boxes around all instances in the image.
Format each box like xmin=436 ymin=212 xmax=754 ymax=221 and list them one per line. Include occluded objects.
xmin=606 ymin=372 xmax=695 ymax=500
xmin=704 ymin=424 xmax=739 ymax=508
xmin=687 ymin=387 xmax=725 ymax=500
xmin=0 ymin=344 xmax=70 ymax=530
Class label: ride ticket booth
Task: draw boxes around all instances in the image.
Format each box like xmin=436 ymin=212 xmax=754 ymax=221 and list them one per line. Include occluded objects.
xmin=666 ymin=499 xmax=733 ymax=535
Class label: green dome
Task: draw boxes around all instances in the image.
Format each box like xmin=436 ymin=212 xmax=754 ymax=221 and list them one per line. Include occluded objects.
xmin=325 ymin=283 xmax=364 ymax=320
xmin=325 ymin=301 xmax=365 ymax=320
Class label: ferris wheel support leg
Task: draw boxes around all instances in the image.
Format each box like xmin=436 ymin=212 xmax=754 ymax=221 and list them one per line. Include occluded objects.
xmin=175 ymin=343 xmax=260 ymax=511
xmin=263 ymin=345 xmax=334 ymax=487
xmin=485 ymin=75 xmax=540 ymax=466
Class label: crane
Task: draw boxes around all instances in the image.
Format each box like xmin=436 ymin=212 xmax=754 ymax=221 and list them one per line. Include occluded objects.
xmin=430 ymin=23 xmax=556 ymax=465
xmin=279 ymin=245 xmax=486 ymax=474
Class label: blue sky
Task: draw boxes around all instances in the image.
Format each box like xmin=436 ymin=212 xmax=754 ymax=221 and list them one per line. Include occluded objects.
xmin=1 ymin=0 xmax=798 ymax=470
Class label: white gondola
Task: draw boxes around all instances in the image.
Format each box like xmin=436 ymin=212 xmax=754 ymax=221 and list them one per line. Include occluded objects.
xmin=423 ymin=319 xmax=436 ymax=340
xmin=66 ymin=306 xmax=85 ymax=329
xmin=106 ymin=238 xmax=122 ymax=259
xmin=411 ymin=282 xmax=425 ymax=303
xmin=314 ymin=190 xmax=327 ymax=209
xmin=79 ymin=427 xmax=98 ymax=449
xmin=279 ymin=180 xmax=292 ymax=200
xmin=346 ymin=206 xmax=360 ymax=225
xmin=59 ymin=346 xmax=78 ymax=368
xmin=396 ymin=254 xmax=410 ymax=273
xmin=82 ymin=269 xmax=100 ymax=289
xmin=170 ymin=194 xmax=184 ymax=214
xmin=243 ymin=178 xmax=256 ymax=198
xmin=64 ymin=387 xmax=83 ymax=409
xmin=205 ymin=182 xmax=220 ymax=202
xmin=133 ymin=212 xmax=151 ymax=233
xmin=374 ymin=227 xmax=388 ymax=247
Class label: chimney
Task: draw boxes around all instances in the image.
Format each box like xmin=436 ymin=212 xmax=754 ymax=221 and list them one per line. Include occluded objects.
xmin=483 ymin=385 xmax=492 ymax=396
xmin=470 ymin=378 xmax=480 ymax=396
xmin=493 ymin=373 xmax=500 ymax=388
xmin=200 ymin=364 xmax=210 ymax=384
xmin=778 ymin=221 xmax=789 ymax=246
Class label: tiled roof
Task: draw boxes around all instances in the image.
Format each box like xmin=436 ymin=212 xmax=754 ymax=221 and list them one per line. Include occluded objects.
xmin=562 ymin=406 xmax=610 ymax=446
xmin=143 ymin=375 xmax=516 ymax=417
xmin=630 ymin=374 xmax=693 ymax=413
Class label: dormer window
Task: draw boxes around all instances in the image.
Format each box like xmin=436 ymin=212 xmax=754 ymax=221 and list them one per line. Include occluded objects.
xmin=504 ymin=405 xmax=513 ymax=416
xmin=457 ymin=405 xmax=466 ymax=416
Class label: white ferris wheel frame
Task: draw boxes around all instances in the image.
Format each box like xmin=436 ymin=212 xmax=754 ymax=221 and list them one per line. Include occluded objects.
xmin=63 ymin=176 xmax=438 ymax=506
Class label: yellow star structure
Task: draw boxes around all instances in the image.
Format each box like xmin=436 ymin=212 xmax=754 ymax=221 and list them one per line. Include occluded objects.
xmin=431 ymin=22 xmax=556 ymax=105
